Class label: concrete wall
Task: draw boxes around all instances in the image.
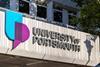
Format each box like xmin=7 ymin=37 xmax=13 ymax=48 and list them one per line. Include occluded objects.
xmin=0 ymin=10 xmax=99 ymax=66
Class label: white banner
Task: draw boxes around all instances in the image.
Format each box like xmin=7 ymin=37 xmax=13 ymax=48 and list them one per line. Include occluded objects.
xmin=0 ymin=10 xmax=99 ymax=66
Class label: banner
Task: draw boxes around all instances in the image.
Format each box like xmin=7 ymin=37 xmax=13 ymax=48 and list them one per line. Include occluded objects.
xmin=0 ymin=10 xmax=99 ymax=66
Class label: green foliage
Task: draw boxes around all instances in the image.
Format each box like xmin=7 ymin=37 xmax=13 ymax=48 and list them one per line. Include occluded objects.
xmin=69 ymin=16 xmax=79 ymax=26
xmin=73 ymin=0 xmax=100 ymax=36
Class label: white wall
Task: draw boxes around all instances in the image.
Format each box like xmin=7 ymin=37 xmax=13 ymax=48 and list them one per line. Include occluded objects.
xmin=0 ymin=10 xmax=99 ymax=66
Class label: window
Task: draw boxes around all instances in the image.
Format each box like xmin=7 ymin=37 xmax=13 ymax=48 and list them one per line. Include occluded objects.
xmin=54 ymin=10 xmax=62 ymax=22
xmin=36 ymin=0 xmax=47 ymax=19
xmin=68 ymin=11 xmax=78 ymax=26
xmin=19 ymin=0 xmax=29 ymax=14
xmin=69 ymin=15 xmax=77 ymax=26
xmin=37 ymin=5 xmax=47 ymax=19
xmin=53 ymin=3 xmax=63 ymax=22
xmin=0 ymin=0 xmax=10 ymax=9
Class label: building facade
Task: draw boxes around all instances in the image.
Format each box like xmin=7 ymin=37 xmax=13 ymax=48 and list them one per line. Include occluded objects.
xmin=0 ymin=0 xmax=99 ymax=67
xmin=0 ymin=0 xmax=80 ymax=27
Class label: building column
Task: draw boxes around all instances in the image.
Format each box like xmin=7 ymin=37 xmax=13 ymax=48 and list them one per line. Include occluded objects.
xmin=29 ymin=0 xmax=37 ymax=17
xmin=10 ymin=0 xmax=19 ymax=11
xmin=47 ymin=1 xmax=53 ymax=23
xmin=62 ymin=9 xmax=69 ymax=26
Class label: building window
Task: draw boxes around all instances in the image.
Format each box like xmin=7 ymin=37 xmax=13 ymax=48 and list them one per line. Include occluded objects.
xmin=68 ymin=11 xmax=78 ymax=26
xmin=37 ymin=5 xmax=47 ymax=19
xmin=19 ymin=0 xmax=29 ymax=14
xmin=69 ymin=15 xmax=77 ymax=26
xmin=54 ymin=10 xmax=62 ymax=22
xmin=0 ymin=0 xmax=10 ymax=9
xmin=36 ymin=0 xmax=47 ymax=19
xmin=53 ymin=3 xmax=63 ymax=23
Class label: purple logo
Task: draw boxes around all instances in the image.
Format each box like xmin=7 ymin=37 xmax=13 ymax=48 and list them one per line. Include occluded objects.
xmin=14 ymin=23 xmax=30 ymax=49
xmin=5 ymin=10 xmax=30 ymax=49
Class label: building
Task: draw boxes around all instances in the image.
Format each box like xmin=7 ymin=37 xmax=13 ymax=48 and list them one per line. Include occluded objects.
xmin=0 ymin=0 xmax=99 ymax=67
xmin=0 ymin=0 xmax=80 ymax=27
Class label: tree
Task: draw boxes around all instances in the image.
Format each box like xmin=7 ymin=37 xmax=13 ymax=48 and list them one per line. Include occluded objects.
xmin=72 ymin=0 xmax=100 ymax=36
